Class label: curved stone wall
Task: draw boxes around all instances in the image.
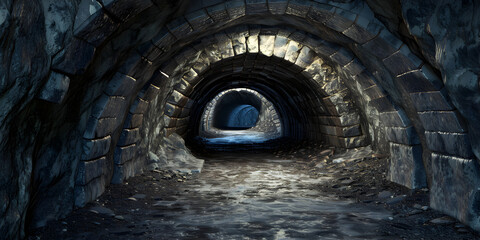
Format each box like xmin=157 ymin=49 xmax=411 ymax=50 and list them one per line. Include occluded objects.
xmin=1 ymin=0 xmax=480 ymax=238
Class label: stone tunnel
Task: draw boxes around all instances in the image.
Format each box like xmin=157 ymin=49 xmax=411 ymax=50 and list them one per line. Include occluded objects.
xmin=1 ymin=0 xmax=480 ymax=239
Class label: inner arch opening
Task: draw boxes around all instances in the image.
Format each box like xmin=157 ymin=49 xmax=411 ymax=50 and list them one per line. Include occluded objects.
xmin=224 ymin=105 xmax=259 ymax=129
xmin=199 ymin=88 xmax=282 ymax=146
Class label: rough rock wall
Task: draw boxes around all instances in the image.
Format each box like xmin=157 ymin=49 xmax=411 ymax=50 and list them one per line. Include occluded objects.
xmin=367 ymin=0 xmax=480 ymax=160
xmin=0 ymin=0 xmax=186 ymax=239
xmin=0 ymin=0 xmax=78 ymax=238
xmin=0 ymin=0 xmax=479 ymax=239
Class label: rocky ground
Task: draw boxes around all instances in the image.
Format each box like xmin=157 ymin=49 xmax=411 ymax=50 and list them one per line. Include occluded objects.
xmin=28 ymin=144 xmax=479 ymax=240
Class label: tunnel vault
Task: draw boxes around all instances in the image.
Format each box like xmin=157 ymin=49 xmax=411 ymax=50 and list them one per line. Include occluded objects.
xmin=2 ymin=0 xmax=480 ymax=239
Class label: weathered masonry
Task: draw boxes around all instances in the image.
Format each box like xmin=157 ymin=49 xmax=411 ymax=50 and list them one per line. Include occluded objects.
xmin=1 ymin=0 xmax=480 ymax=239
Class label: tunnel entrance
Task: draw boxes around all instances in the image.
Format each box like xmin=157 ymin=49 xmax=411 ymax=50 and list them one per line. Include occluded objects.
xmin=218 ymin=104 xmax=259 ymax=130
xmin=195 ymin=88 xmax=283 ymax=148
xmin=176 ymin=52 xmax=366 ymax=153
xmin=8 ymin=1 xmax=480 ymax=238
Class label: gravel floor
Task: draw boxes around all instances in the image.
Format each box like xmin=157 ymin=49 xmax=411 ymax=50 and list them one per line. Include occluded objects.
xmin=28 ymin=145 xmax=479 ymax=240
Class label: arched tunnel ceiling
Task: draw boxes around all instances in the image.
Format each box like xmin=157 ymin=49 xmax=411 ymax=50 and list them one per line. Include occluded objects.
xmin=45 ymin=0 xmax=480 ymax=229
xmin=2 ymin=1 xmax=480 ymax=239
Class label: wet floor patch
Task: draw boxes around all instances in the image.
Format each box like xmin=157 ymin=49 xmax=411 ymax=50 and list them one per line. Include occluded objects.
xmin=200 ymin=130 xmax=276 ymax=144
xmin=29 ymin=151 xmax=479 ymax=240
xmin=147 ymin=156 xmax=392 ymax=239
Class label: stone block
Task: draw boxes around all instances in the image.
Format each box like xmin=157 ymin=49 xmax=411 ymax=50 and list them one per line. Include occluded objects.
xmin=377 ymin=28 xmax=403 ymax=51
xmin=383 ymin=45 xmax=423 ymax=76
xmin=164 ymin=103 xmax=182 ymax=117
xmin=151 ymin=27 xmax=176 ymax=51
xmin=232 ymin=35 xmax=247 ymax=55
xmin=123 ymin=114 xmax=143 ymax=128
xmin=286 ymin=0 xmax=311 ymax=17
xmin=323 ymin=78 xmax=344 ymax=95
xmin=184 ymin=99 xmax=194 ymax=109
xmin=379 ymin=110 xmax=410 ymax=127
xmin=141 ymin=84 xmax=161 ymax=101
xmin=353 ymin=71 xmax=376 ymax=89
xmin=112 ymin=157 xmax=145 ymax=184
xmin=418 ymin=111 xmax=467 ymax=133
xmin=331 ymin=48 xmax=355 ymax=66
xmin=167 ymin=90 xmax=190 ymax=106
xmin=342 ymin=59 xmax=364 ymax=77
xmin=225 ymin=0 xmax=246 ymax=20
xmin=185 ymin=9 xmax=213 ymax=31
xmin=247 ymin=35 xmax=259 ymax=53
xmin=176 ymin=79 xmax=193 ymax=96
xmin=307 ymin=2 xmax=335 ymax=24
xmin=317 ymin=113 xmax=360 ymax=127
xmin=159 ymin=60 xmax=177 ymax=77
xmin=217 ymin=35 xmax=235 ymax=59
xmin=320 ymin=124 xmax=361 ymax=137
xmin=174 ymin=46 xmax=198 ymax=65
xmin=183 ymin=68 xmax=200 ymax=83
xmin=179 ymin=107 xmax=191 ymax=118
xmin=164 ymin=115 xmax=176 ymax=127
xmin=409 ymin=91 xmax=454 ymax=111
xmin=76 ymin=157 xmax=107 ymax=185
xmin=419 ymin=64 xmax=444 ymax=90
xmin=74 ymin=0 xmax=102 ymax=31
xmin=137 ymin=41 xmax=163 ymax=62
xmin=426 ymin=131 xmax=474 ymax=158
xmin=386 ymin=126 xmax=420 ymax=145
xmin=207 ymin=3 xmax=229 ymax=22
xmin=176 ymin=116 xmax=190 ymax=127
xmin=362 ymin=34 xmax=399 ymax=59
xmin=37 ymin=71 xmax=70 ymax=104
xmin=114 ymin=144 xmax=137 ymax=165
xmin=295 ymin=47 xmax=314 ymax=68
xmin=117 ymin=128 xmax=141 ymax=146
xmin=82 ymin=136 xmax=111 ymax=160
xmin=273 ymin=36 xmax=288 ymax=58
xmin=325 ymin=96 xmax=354 ymax=116
xmin=166 ymin=17 xmax=193 ymax=39
xmin=312 ymin=40 xmax=340 ymax=57
xmin=343 ymin=15 xmax=382 ymax=44
xmin=430 ymin=153 xmax=480 ymax=231
xmin=104 ymin=72 xmax=136 ymax=97
xmin=396 ymin=70 xmax=440 ymax=93
xmin=74 ymin=176 xmax=106 ymax=207
xmin=91 ymin=95 xmax=127 ymax=119
xmin=284 ymin=40 xmax=301 ymax=63
xmin=74 ymin=10 xmax=119 ymax=47
xmin=129 ymin=98 xmax=148 ymax=114
xmin=84 ymin=117 xmax=118 ymax=139
xmin=100 ymin=0 xmax=153 ymax=22
xmin=369 ymin=96 xmax=395 ymax=112
xmin=288 ymin=31 xmax=306 ymax=42
xmin=363 ymin=85 xmax=386 ymax=100
xmin=246 ymin=0 xmax=268 ymax=15
xmin=268 ymin=0 xmax=288 ymax=15
xmin=52 ymin=38 xmax=96 ymax=75
xmin=117 ymin=53 xmax=151 ymax=80
xmin=259 ymin=35 xmax=275 ymax=57
xmin=388 ymin=143 xmax=426 ymax=189
xmin=342 ymin=135 xmax=367 ymax=148
xmin=324 ymin=9 xmax=356 ymax=32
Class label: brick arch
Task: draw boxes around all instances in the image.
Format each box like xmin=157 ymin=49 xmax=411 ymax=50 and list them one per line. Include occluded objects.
xmin=69 ymin=0 xmax=478 ymax=229
xmin=199 ymin=88 xmax=282 ymax=137
xmin=155 ymin=24 xmax=428 ymax=189
xmin=71 ymin=0 xmax=471 ymax=165
xmin=164 ymin=34 xmax=364 ymax=145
